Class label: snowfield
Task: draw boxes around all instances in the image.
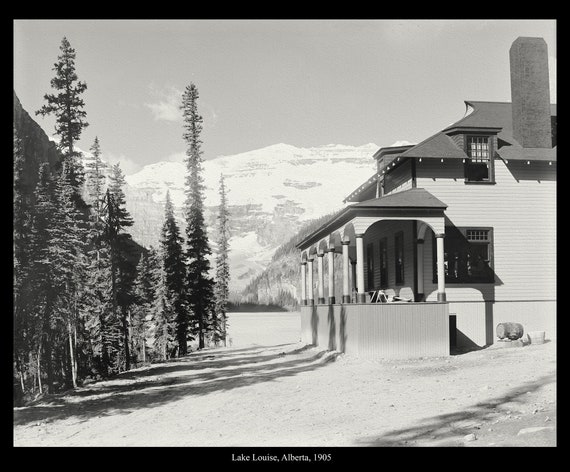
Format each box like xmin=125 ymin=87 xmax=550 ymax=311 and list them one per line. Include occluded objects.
xmin=14 ymin=312 xmax=556 ymax=447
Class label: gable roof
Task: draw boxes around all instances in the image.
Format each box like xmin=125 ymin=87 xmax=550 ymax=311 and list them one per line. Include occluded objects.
xmin=399 ymin=132 xmax=468 ymax=160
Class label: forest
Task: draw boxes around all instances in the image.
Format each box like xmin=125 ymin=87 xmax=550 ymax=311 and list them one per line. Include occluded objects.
xmin=13 ymin=37 xmax=230 ymax=405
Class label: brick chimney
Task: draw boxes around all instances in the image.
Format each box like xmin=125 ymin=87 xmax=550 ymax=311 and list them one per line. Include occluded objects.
xmin=509 ymin=37 xmax=552 ymax=148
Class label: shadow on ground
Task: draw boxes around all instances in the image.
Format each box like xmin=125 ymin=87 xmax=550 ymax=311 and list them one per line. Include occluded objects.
xmin=357 ymin=372 xmax=555 ymax=447
xmin=14 ymin=343 xmax=337 ymax=427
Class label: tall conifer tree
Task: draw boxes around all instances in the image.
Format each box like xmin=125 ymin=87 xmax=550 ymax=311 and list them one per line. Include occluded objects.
xmin=35 ymin=36 xmax=88 ymax=205
xmin=213 ymin=174 xmax=230 ymax=346
xmin=83 ymin=137 xmax=113 ymax=376
xmin=160 ymin=191 xmax=188 ymax=355
xmin=181 ymin=84 xmax=214 ymax=350
xmin=29 ymin=164 xmax=60 ymax=393
xmin=14 ymin=127 xmax=34 ymax=397
xmin=105 ymin=164 xmax=135 ymax=371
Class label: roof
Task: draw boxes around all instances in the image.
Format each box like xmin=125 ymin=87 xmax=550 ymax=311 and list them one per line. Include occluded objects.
xmin=445 ymin=101 xmax=557 ymax=137
xmin=296 ymin=188 xmax=447 ymax=250
xmin=398 ymin=100 xmax=556 ymax=164
xmin=497 ymin=146 xmax=557 ymax=162
xmin=373 ymin=144 xmax=415 ymax=160
xmin=399 ymin=132 xmax=468 ymax=160
xmin=344 ymin=173 xmax=378 ymax=203
xmin=352 ymin=187 xmax=447 ymax=210
xmin=343 ymin=100 xmax=556 ymax=205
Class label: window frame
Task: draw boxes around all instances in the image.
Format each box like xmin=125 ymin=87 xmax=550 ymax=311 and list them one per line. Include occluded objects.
xmin=464 ymin=134 xmax=495 ymax=184
xmin=432 ymin=226 xmax=495 ymax=284
xmin=394 ymin=231 xmax=405 ymax=285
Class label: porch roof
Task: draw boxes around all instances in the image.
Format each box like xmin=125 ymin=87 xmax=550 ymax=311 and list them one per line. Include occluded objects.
xmin=352 ymin=188 xmax=447 ymax=209
xmin=296 ymin=188 xmax=447 ymax=250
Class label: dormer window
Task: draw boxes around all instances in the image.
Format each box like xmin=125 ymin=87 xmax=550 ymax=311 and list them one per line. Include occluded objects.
xmin=465 ymin=135 xmax=494 ymax=183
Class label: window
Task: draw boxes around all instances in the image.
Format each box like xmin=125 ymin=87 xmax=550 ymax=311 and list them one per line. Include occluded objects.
xmin=465 ymin=135 xmax=494 ymax=182
xmin=394 ymin=232 xmax=404 ymax=285
xmin=433 ymin=226 xmax=494 ymax=283
xmin=366 ymin=243 xmax=374 ymax=290
xmin=379 ymin=238 xmax=388 ymax=288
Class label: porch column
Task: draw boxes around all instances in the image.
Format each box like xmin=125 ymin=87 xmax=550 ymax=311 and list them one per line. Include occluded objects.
xmin=317 ymin=251 xmax=325 ymax=305
xmin=327 ymin=246 xmax=335 ymax=305
xmin=300 ymin=261 xmax=307 ymax=305
xmin=342 ymin=241 xmax=351 ymax=303
xmin=307 ymin=258 xmax=314 ymax=305
xmin=435 ymin=233 xmax=446 ymax=301
xmin=356 ymin=234 xmax=366 ymax=303
xmin=416 ymin=239 xmax=424 ymax=301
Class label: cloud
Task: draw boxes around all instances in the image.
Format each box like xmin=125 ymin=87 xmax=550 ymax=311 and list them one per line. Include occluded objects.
xmin=105 ymin=153 xmax=143 ymax=176
xmin=144 ymin=85 xmax=183 ymax=122
xmin=144 ymin=83 xmax=219 ymax=128
xmin=201 ymin=100 xmax=219 ymax=130
xmin=389 ymin=140 xmax=416 ymax=147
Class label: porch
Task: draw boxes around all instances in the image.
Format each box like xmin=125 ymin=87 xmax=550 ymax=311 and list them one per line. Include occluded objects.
xmin=296 ymin=188 xmax=451 ymax=358
xmin=297 ymin=188 xmax=449 ymax=306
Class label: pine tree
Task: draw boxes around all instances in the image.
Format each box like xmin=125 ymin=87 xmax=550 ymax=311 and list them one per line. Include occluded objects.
xmin=32 ymin=36 xmax=91 ymax=389
xmin=104 ymin=164 xmax=136 ymax=371
xmin=35 ymin=36 xmax=88 ymax=205
xmin=181 ymin=83 xmax=214 ymax=350
xmin=29 ymin=164 xmax=60 ymax=393
xmin=160 ymin=191 xmax=188 ymax=355
xmin=53 ymin=162 xmax=90 ymax=388
xmin=85 ymin=137 xmax=106 ymax=223
xmin=152 ymin=260 xmax=177 ymax=361
xmin=13 ymin=127 xmax=34 ymax=399
xmin=213 ymin=174 xmax=231 ymax=347
xmin=83 ymin=138 xmax=113 ymax=377
xmin=131 ymin=253 xmax=150 ymax=364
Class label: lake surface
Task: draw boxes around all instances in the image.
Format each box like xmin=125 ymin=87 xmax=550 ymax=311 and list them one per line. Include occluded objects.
xmin=226 ymin=311 xmax=301 ymax=347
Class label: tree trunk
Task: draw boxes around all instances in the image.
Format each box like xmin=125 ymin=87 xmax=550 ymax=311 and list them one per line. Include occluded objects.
xmin=222 ymin=315 xmax=227 ymax=347
xmin=68 ymin=321 xmax=77 ymax=388
xmin=19 ymin=368 xmax=25 ymax=394
xmin=44 ymin=335 xmax=53 ymax=394
xmin=198 ymin=312 xmax=204 ymax=350
xmin=74 ymin=323 xmax=78 ymax=380
xmin=123 ymin=308 xmax=130 ymax=371
xmin=100 ymin=310 xmax=109 ymax=377
xmin=37 ymin=345 xmax=43 ymax=395
xmin=141 ymin=319 xmax=146 ymax=363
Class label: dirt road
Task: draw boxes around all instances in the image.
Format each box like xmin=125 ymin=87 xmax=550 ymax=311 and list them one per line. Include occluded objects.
xmin=14 ymin=335 xmax=556 ymax=447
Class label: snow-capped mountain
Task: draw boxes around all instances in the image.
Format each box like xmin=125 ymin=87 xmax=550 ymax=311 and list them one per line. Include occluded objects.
xmin=123 ymin=143 xmax=386 ymax=294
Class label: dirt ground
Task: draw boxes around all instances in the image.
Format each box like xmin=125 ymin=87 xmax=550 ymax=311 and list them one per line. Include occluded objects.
xmin=13 ymin=336 xmax=556 ymax=447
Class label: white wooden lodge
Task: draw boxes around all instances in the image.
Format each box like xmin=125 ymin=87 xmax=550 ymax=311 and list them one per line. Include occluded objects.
xmin=296 ymin=37 xmax=556 ymax=358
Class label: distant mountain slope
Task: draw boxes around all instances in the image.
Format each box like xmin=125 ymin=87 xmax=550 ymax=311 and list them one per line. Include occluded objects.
xmin=13 ymin=91 xmax=63 ymax=193
xmin=124 ymin=143 xmax=381 ymax=294
xmin=241 ymin=211 xmax=341 ymax=307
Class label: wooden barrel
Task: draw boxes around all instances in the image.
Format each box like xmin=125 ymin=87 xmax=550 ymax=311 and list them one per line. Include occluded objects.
xmin=496 ymin=322 xmax=524 ymax=340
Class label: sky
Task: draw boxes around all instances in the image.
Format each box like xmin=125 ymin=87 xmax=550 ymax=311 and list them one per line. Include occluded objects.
xmin=14 ymin=19 xmax=556 ymax=175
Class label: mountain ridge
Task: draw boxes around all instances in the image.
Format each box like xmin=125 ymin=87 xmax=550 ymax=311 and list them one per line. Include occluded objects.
xmin=123 ymin=142 xmax=383 ymax=295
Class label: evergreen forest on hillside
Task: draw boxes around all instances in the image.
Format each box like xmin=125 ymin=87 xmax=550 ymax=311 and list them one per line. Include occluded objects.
xmin=13 ymin=37 xmax=231 ymax=404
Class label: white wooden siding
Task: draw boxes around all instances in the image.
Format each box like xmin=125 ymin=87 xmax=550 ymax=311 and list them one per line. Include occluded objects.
xmin=417 ymin=158 xmax=556 ymax=302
